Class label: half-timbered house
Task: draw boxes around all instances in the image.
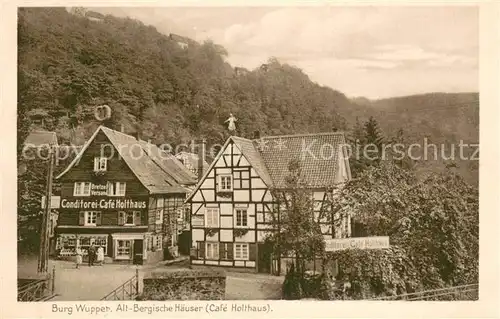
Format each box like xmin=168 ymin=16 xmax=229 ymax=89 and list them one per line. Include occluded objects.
xmin=54 ymin=126 xmax=196 ymax=264
xmin=186 ymin=132 xmax=352 ymax=274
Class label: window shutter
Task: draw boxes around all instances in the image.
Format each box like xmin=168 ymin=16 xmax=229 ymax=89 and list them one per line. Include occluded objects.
xmin=134 ymin=212 xmax=141 ymax=225
xmin=118 ymin=211 xmax=125 ymax=225
xmin=96 ymin=212 xmax=102 ymax=225
xmin=78 ymin=212 xmax=85 ymax=225
xmin=197 ymin=241 xmax=205 ymax=259
xmin=227 ymin=243 xmax=233 ymax=260
xmin=249 ymin=243 xmax=256 ymax=261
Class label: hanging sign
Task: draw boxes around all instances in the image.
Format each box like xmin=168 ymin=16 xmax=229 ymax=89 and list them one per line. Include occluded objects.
xmin=325 ymin=236 xmax=390 ymax=252
xmin=41 ymin=196 xmax=61 ymax=209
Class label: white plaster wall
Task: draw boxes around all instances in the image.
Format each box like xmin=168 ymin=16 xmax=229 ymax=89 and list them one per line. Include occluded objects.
xmin=192 ymin=229 xmax=204 ymax=241
xmin=220 ymin=229 xmax=233 ymax=241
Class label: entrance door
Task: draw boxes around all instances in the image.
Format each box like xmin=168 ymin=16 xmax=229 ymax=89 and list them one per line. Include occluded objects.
xmin=257 ymin=242 xmax=273 ymax=274
xmin=133 ymin=239 xmax=144 ymax=265
xmin=178 ymin=231 xmax=191 ymax=256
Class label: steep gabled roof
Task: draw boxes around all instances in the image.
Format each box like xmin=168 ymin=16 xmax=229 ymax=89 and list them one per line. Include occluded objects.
xmin=231 ymin=136 xmax=272 ymax=186
xmin=186 ymin=132 xmax=351 ymax=202
xmin=255 ymin=132 xmax=351 ymax=188
xmin=56 ymin=126 xmax=196 ymax=194
xmin=24 ymin=130 xmax=58 ymax=147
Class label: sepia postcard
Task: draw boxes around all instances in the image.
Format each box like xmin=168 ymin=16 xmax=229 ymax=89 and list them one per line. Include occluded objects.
xmin=1 ymin=1 xmax=499 ymax=318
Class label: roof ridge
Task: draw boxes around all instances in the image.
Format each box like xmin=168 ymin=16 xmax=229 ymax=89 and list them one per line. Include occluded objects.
xmin=231 ymin=136 xmax=253 ymax=142
xmin=254 ymin=131 xmax=346 ymax=141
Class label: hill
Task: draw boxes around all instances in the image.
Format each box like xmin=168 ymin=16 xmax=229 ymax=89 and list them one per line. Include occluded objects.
xmin=348 ymin=93 xmax=479 ymax=184
xmin=18 ymin=8 xmax=478 ymax=184
xmin=18 ymin=7 xmax=350 ymax=149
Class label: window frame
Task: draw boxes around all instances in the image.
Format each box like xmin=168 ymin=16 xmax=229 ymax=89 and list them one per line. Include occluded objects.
xmin=218 ymin=174 xmax=233 ymax=192
xmin=234 ymin=208 xmax=248 ymax=228
xmin=124 ymin=212 xmax=135 ymax=226
xmin=205 ymin=207 xmax=219 ymax=228
xmin=84 ymin=211 xmax=99 ymax=226
xmin=234 ymin=243 xmax=249 ymax=260
xmin=107 ymin=182 xmax=126 ymax=197
xmin=73 ymin=182 xmax=91 ymax=196
xmin=94 ymin=157 xmax=107 ymax=172
xmin=156 ymin=198 xmax=164 ymax=224
xmin=205 ymin=242 xmax=219 ymax=260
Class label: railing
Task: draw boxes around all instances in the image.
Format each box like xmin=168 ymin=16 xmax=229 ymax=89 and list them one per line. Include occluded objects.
xmin=18 ymin=266 xmax=56 ymax=302
xmin=371 ymin=283 xmax=479 ymax=301
xmin=101 ymin=269 xmax=139 ymax=300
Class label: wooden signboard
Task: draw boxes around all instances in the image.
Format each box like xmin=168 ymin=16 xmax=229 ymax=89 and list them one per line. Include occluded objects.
xmin=41 ymin=196 xmax=61 ymax=209
xmin=325 ymin=236 xmax=390 ymax=252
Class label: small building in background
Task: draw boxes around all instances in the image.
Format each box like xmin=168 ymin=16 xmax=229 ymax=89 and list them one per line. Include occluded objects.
xmin=175 ymin=151 xmax=209 ymax=178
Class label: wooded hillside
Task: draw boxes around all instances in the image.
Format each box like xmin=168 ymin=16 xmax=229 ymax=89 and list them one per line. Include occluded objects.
xmin=18 ymin=7 xmax=478 ymax=183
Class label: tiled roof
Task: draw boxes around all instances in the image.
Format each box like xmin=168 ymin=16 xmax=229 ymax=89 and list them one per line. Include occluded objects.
xmin=138 ymin=140 xmax=197 ymax=185
xmin=253 ymin=132 xmax=346 ymax=188
xmin=56 ymin=126 xmax=196 ymax=194
xmin=255 ymin=132 xmax=349 ymax=188
xmin=24 ymin=130 xmax=58 ymax=146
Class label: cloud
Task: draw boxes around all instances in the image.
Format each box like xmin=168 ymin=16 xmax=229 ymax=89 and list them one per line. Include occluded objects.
xmin=91 ymin=6 xmax=478 ymax=98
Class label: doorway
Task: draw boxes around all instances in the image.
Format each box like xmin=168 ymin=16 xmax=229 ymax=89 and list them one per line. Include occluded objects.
xmin=133 ymin=239 xmax=143 ymax=265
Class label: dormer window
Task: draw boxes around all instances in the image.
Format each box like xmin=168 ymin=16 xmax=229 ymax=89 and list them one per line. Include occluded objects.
xmin=94 ymin=157 xmax=107 ymax=172
xmin=218 ymin=174 xmax=233 ymax=192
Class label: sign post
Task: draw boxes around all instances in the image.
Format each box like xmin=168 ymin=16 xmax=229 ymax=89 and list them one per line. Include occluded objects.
xmin=325 ymin=236 xmax=390 ymax=252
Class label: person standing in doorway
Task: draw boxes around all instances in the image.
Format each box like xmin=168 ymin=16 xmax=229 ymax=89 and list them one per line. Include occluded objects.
xmin=88 ymin=243 xmax=96 ymax=267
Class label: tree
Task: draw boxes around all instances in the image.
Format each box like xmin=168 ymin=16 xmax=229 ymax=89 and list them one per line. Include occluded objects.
xmin=267 ymin=159 xmax=326 ymax=287
xmin=331 ymin=161 xmax=478 ymax=296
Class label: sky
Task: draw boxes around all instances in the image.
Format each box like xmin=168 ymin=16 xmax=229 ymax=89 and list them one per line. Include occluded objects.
xmin=91 ymin=6 xmax=478 ymax=99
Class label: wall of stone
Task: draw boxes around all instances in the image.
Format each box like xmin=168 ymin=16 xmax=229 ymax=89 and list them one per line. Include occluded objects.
xmin=140 ymin=269 xmax=226 ymax=300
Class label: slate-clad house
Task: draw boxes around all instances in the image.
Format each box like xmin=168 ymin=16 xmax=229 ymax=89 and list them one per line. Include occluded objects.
xmin=186 ymin=132 xmax=352 ymax=273
xmin=55 ymin=126 xmax=196 ymax=264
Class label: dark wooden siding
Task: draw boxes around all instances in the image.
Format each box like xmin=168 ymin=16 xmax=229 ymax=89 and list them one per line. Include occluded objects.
xmin=58 ymin=130 xmax=148 ymax=197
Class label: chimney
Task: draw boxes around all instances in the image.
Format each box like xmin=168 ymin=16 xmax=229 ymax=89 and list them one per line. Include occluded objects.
xmin=120 ymin=124 xmax=125 ymax=133
xmin=332 ymin=127 xmax=338 ymax=132
xmin=197 ymin=139 xmax=206 ymax=181
xmin=253 ymin=130 xmax=261 ymax=139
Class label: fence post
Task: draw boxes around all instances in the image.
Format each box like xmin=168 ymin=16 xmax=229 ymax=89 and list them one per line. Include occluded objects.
xmin=135 ymin=268 xmax=139 ymax=296
xmin=51 ymin=265 xmax=56 ymax=295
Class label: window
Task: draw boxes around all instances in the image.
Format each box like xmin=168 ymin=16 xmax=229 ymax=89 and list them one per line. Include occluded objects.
xmin=78 ymin=236 xmax=107 ymax=255
xmin=234 ymin=243 xmax=249 ymax=260
xmin=206 ymin=242 xmax=219 ymax=260
xmin=74 ymin=182 xmax=91 ymax=196
xmin=94 ymin=157 xmax=107 ymax=171
xmin=125 ymin=212 xmax=134 ymax=225
xmin=235 ymin=208 xmax=248 ymax=227
xmin=107 ymin=182 xmax=126 ymax=196
xmin=156 ymin=198 xmax=164 ymax=224
xmin=205 ymin=207 xmax=219 ymax=227
xmin=220 ymin=243 xmax=232 ymax=260
xmin=85 ymin=211 xmax=99 ymax=226
xmin=218 ymin=174 xmax=233 ymax=192
xmin=116 ymin=240 xmax=131 ymax=258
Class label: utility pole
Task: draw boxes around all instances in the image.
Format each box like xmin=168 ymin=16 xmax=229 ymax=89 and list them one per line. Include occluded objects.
xmin=38 ymin=147 xmax=55 ymax=274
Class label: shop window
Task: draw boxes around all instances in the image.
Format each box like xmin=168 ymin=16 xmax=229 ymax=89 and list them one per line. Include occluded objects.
xmin=116 ymin=240 xmax=132 ymax=259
